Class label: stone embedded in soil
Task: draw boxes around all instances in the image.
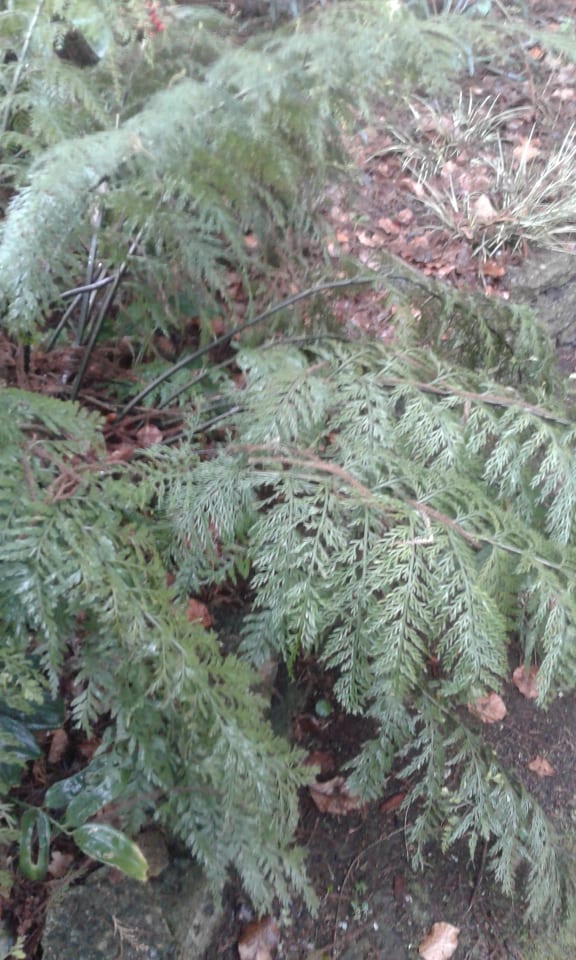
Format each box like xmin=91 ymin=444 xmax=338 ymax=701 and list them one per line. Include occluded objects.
xmin=42 ymin=858 xmax=223 ymax=960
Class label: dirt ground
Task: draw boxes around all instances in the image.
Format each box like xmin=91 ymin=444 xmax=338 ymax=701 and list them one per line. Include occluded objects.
xmin=208 ymin=654 xmax=576 ymax=960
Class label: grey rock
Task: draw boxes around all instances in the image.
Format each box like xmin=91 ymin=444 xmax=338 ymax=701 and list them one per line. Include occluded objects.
xmin=507 ymin=249 xmax=576 ymax=344
xmin=42 ymin=858 xmax=224 ymax=960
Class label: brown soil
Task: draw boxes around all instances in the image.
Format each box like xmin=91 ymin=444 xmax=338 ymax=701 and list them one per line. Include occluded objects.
xmin=211 ymin=669 xmax=576 ymax=959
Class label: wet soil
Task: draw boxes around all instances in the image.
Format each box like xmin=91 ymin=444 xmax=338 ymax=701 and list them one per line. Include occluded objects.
xmin=211 ymin=672 xmax=576 ymax=959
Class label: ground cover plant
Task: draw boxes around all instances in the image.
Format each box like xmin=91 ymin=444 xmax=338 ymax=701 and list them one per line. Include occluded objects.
xmin=3 ymin=0 xmax=576 ymax=956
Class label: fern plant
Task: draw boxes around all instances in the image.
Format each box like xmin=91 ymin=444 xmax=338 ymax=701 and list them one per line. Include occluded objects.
xmin=152 ymin=335 xmax=576 ymax=918
xmin=0 ymin=387 xmax=314 ymax=907
xmin=0 ymin=0 xmax=501 ymax=342
xmin=3 ymin=0 xmax=576 ymax=925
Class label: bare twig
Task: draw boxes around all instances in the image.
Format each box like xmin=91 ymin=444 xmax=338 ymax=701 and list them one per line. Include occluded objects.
xmin=70 ymin=230 xmax=142 ymax=401
xmin=115 ymin=277 xmax=377 ymax=422
xmin=60 ymin=274 xmax=117 ymax=299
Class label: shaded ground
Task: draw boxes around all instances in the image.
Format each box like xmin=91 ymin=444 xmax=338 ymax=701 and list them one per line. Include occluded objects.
xmin=206 ymin=646 xmax=576 ymax=960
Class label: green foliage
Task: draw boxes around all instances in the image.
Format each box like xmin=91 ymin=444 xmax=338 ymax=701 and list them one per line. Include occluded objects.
xmin=0 ymin=0 xmax=494 ymax=339
xmin=0 ymin=387 xmax=313 ymax=907
xmin=2 ymin=0 xmax=576 ymax=924
xmin=155 ymin=336 xmax=576 ymax=916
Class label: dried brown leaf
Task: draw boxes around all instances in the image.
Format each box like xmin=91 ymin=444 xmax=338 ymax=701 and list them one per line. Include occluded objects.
xmin=407 ymin=236 xmax=432 ymax=263
xmin=357 ymin=229 xmax=383 ymax=248
xmin=527 ymin=756 xmax=555 ymax=778
xmin=185 ymin=598 xmax=212 ymax=628
xmin=77 ymin=737 xmax=99 ymax=760
xmin=481 ymin=260 xmax=506 ymax=279
xmin=467 ymin=692 xmax=507 ymax=724
xmin=472 ymin=193 xmax=498 ymax=224
xmin=418 ymin=921 xmax=460 ymax=960
xmin=238 ymin=916 xmax=279 ymax=960
xmin=47 ymin=728 xmax=69 ymax=765
xmin=392 ymin=873 xmax=408 ymax=907
xmin=136 ymin=424 xmax=163 ymax=447
xmin=380 ymin=792 xmax=406 ymax=814
xmin=396 ymin=207 xmax=414 ymax=225
xmin=377 ymin=217 xmax=401 ymax=235
xmin=309 ymin=776 xmax=362 ymax=815
xmin=304 ymin=751 xmax=335 ymax=776
xmin=512 ymin=139 xmax=541 ymax=164
xmin=47 ymin=850 xmax=74 ymax=879
xmin=106 ymin=444 xmax=135 ymax=463
xmin=512 ymin=665 xmax=539 ymax=699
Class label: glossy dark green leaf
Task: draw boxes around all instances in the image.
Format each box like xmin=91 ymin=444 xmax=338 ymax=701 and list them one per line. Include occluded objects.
xmin=64 ymin=773 xmax=125 ymax=829
xmin=0 ymin=761 xmax=25 ymax=792
xmin=0 ymin=694 xmax=64 ymax=731
xmin=72 ymin=824 xmax=148 ymax=881
xmin=44 ymin=758 xmax=126 ymax=828
xmin=0 ymin=714 xmax=41 ymax=762
xmin=44 ymin=757 xmax=108 ymax=810
xmin=18 ymin=809 xmax=51 ymax=881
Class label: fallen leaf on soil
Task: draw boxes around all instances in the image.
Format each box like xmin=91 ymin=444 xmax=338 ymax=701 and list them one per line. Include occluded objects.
xmin=77 ymin=737 xmax=99 ymax=759
xmin=481 ymin=259 xmax=505 ymax=279
xmin=238 ymin=916 xmax=279 ymax=960
xmin=512 ymin=139 xmax=540 ymax=165
xmin=136 ymin=424 xmax=163 ymax=447
xmin=47 ymin=728 xmax=69 ymax=764
xmin=380 ymin=792 xmax=405 ymax=813
xmin=512 ymin=665 xmax=539 ymax=699
xmin=304 ymin=751 xmax=335 ymax=776
xmin=106 ymin=444 xmax=135 ymax=463
xmin=377 ymin=216 xmax=401 ymax=235
xmin=400 ymin=176 xmax=425 ymax=198
xmin=527 ymin=44 xmax=545 ymax=61
xmin=357 ymin=229 xmax=383 ymax=248
xmin=47 ymin=850 xmax=74 ymax=878
xmin=551 ymin=87 xmax=576 ymax=101
xmin=418 ymin=921 xmax=460 ymax=959
xmin=407 ymin=236 xmax=432 ymax=263
xmin=396 ymin=207 xmax=414 ymax=225
xmin=467 ymin=692 xmax=507 ymax=724
xmin=185 ymin=598 xmax=212 ymax=628
xmin=527 ymin=756 xmax=555 ymax=777
xmin=472 ymin=194 xmax=498 ymax=224
xmin=309 ymin=776 xmax=363 ymax=815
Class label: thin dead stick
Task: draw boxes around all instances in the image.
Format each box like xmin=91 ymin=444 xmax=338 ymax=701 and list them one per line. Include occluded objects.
xmin=60 ymin=274 xmax=116 ymax=298
xmin=376 ymin=374 xmax=572 ymax=426
xmin=70 ymin=230 xmax=142 ymax=401
xmin=467 ymin=838 xmax=488 ymax=914
xmin=239 ymin=446 xmax=482 ymax=548
xmin=115 ymin=277 xmax=376 ymax=422
xmin=240 ymin=446 xmax=567 ymax=571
